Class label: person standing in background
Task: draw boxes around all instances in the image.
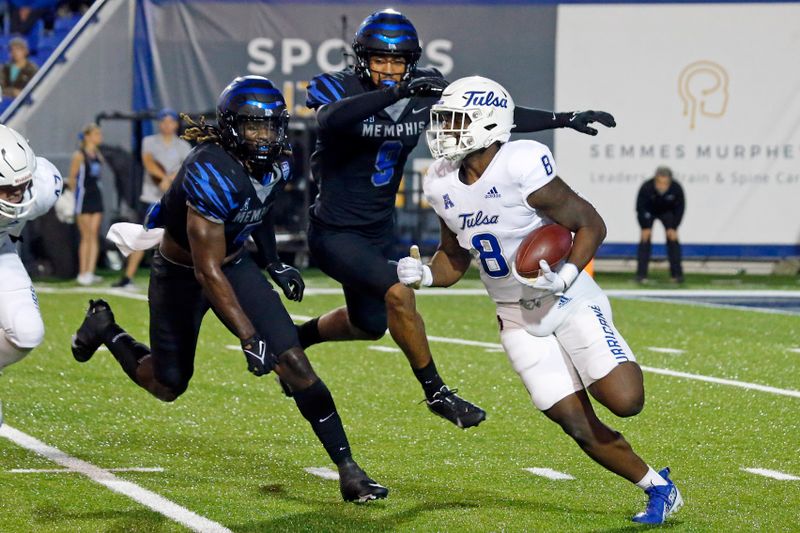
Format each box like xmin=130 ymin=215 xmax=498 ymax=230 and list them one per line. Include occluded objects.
xmin=636 ymin=166 xmax=685 ymax=283
xmin=68 ymin=123 xmax=104 ymax=286
xmin=113 ymin=109 xmax=191 ymax=289
xmin=0 ymin=37 xmax=38 ymax=99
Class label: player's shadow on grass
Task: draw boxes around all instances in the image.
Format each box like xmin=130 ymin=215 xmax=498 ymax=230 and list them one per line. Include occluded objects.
xmin=593 ymin=521 xmax=683 ymax=533
xmin=33 ymin=505 xmax=173 ymax=532
xmin=233 ymin=482 xmax=616 ymax=532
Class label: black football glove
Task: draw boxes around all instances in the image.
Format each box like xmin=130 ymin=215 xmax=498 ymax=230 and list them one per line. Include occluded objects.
xmin=241 ymin=334 xmax=277 ymax=376
xmin=396 ymin=77 xmax=449 ymax=99
xmin=267 ymin=262 xmax=305 ymax=302
xmin=557 ymin=110 xmax=616 ymax=136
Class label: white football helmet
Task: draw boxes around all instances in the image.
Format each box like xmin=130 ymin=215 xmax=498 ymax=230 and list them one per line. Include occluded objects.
xmin=426 ymin=76 xmax=515 ymax=161
xmin=0 ymin=125 xmax=37 ymax=219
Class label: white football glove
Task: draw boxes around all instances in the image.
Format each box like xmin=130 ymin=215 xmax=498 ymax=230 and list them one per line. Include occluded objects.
xmin=512 ymin=259 xmax=579 ymax=297
xmin=397 ymin=255 xmax=433 ymax=288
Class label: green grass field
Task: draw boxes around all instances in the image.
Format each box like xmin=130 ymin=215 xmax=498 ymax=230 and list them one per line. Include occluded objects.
xmin=1 ymin=271 xmax=799 ymax=532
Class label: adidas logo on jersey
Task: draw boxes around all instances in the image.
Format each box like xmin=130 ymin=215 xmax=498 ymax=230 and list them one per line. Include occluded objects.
xmin=557 ymin=295 xmax=572 ymax=309
xmin=485 ymin=186 xmax=501 ymax=199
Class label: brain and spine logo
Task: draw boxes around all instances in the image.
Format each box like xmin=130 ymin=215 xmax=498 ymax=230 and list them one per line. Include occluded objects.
xmin=678 ymin=60 xmax=729 ymax=130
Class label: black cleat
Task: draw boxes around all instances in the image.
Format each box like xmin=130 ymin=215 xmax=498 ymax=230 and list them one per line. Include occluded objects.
xmin=338 ymin=458 xmax=389 ymax=503
xmin=425 ymin=386 xmax=486 ymax=429
xmin=71 ymin=299 xmax=115 ymax=363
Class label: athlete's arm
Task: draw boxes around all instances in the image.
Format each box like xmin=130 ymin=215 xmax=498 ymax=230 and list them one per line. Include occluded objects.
xmin=513 ymin=107 xmax=616 ymax=136
xmin=142 ymin=151 xmax=169 ymax=186
xmin=315 ymin=87 xmax=400 ymax=130
xmin=429 ymin=217 xmax=472 ymax=287
xmin=526 ymin=177 xmax=606 ymax=271
xmin=66 ymin=150 xmax=83 ymax=191
xmin=186 ymin=208 xmax=256 ymax=340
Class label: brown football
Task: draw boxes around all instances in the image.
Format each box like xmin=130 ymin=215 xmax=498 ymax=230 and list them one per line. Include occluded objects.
xmin=515 ymin=224 xmax=573 ymax=278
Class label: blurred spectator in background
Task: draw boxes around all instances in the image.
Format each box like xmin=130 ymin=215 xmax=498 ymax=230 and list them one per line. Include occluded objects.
xmin=1 ymin=37 xmax=38 ymax=98
xmin=68 ymin=123 xmax=104 ymax=286
xmin=112 ymin=108 xmax=191 ymax=289
xmin=636 ymin=166 xmax=685 ymax=283
xmin=9 ymin=0 xmax=58 ymax=34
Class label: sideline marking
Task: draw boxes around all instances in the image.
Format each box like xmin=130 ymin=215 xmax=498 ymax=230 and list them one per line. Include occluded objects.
xmin=646 ymin=347 xmax=686 ymax=355
xmin=0 ymin=425 xmax=232 ymax=533
xmin=304 ymin=466 xmax=339 ymax=481
xmin=9 ymin=466 xmax=164 ymax=474
xmin=742 ymin=468 xmax=800 ymax=481
xmin=524 ymin=467 xmax=575 ymax=480
xmin=788 ymin=348 xmax=800 ymax=354
xmin=45 ymin=287 xmax=800 ymax=399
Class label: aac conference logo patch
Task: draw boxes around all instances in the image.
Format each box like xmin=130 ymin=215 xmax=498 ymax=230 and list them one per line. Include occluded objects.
xmin=678 ymin=60 xmax=729 ymax=130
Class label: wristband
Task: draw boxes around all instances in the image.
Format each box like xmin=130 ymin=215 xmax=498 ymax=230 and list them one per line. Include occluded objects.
xmin=558 ymin=263 xmax=580 ymax=289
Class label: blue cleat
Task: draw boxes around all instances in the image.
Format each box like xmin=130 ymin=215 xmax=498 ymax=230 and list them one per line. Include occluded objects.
xmin=632 ymin=467 xmax=684 ymax=524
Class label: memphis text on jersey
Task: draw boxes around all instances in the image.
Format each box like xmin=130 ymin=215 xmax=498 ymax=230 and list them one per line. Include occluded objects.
xmin=361 ymin=118 xmax=428 ymax=138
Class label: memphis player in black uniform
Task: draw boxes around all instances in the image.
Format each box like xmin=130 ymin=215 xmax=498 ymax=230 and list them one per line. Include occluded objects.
xmin=71 ymin=76 xmax=388 ymax=503
xmin=295 ymin=8 xmax=617 ymax=428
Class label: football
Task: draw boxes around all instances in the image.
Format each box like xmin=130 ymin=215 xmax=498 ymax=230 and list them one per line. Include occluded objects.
xmin=514 ymin=224 xmax=573 ymax=278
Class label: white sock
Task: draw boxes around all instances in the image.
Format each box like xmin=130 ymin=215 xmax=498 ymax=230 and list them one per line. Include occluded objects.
xmin=635 ymin=466 xmax=669 ymax=490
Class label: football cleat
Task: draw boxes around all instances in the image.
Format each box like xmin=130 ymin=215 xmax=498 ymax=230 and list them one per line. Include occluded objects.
xmin=632 ymin=467 xmax=684 ymax=524
xmin=338 ymin=458 xmax=389 ymax=503
xmin=71 ymin=299 xmax=115 ymax=363
xmin=425 ymin=386 xmax=486 ymax=429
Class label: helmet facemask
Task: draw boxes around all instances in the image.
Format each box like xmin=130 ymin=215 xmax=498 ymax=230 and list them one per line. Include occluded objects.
xmin=0 ymin=178 xmax=36 ymax=220
xmin=233 ymin=115 xmax=288 ymax=167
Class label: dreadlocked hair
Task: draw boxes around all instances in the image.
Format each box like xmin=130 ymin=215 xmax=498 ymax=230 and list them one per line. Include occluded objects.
xmin=181 ymin=113 xmax=222 ymax=145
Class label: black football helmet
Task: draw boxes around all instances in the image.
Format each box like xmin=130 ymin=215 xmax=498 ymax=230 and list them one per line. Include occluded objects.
xmin=217 ymin=76 xmax=289 ymax=166
xmin=352 ymin=9 xmax=421 ymax=85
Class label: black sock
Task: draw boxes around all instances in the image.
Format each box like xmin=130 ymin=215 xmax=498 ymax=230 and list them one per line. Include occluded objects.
xmin=293 ymin=379 xmax=351 ymax=465
xmin=413 ymin=360 xmax=445 ymax=399
xmin=666 ymin=239 xmax=683 ymax=278
xmin=103 ymin=324 xmax=150 ymax=382
xmin=296 ymin=317 xmax=322 ymax=349
xmin=636 ymin=240 xmax=652 ymax=278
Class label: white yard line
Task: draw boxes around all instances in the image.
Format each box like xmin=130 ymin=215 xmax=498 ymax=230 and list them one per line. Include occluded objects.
xmin=646 ymin=347 xmax=686 ymax=355
xmin=44 ymin=287 xmax=800 ymax=399
xmin=8 ymin=467 xmax=164 ymax=474
xmin=523 ymin=467 xmax=575 ymax=480
xmin=368 ymin=345 xmax=401 ymax=353
xmin=742 ymin=468 xmax=800 ymax=481
xmin=788 ymin=348 xmax=800 ymax=354
xmin=303 ymin=466 xmax=339 ymax=481
xmin=0 ymin=425 xmax=232 ymax=533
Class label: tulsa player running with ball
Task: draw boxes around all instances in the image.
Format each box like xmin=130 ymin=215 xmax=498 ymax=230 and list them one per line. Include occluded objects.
xmin=0 ymin=125 xmax=63 ymax=424
xmin=398 ymin=76 xmax=682 ymax=524
xmin=295 ymin=8 xmax=615 ymax=428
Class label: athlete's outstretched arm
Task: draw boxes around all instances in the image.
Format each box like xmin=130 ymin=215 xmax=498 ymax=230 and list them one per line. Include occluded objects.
xmin=428 ymin=217 xmax=472 ymax=287
xmin=186 ymin=208 xmax=256 ymax=340
xmin=315 ymin=87 xmax=400 ymax=130
xmin=526 ymin=177 xmax=607 ymax=271
xmin=513 ymin=107 xmax=616 ymax=136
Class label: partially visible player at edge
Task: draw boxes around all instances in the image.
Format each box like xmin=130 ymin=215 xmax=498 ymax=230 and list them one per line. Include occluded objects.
xmin=0 ymin=125 xmax=63 ymax=426
xmin=399 ymin=76 xmax=682 ymax=524
xmin=294 ymin=8 xmax=616 ymax=428
xmin=70 ymin=76 xmax=388 ymax=502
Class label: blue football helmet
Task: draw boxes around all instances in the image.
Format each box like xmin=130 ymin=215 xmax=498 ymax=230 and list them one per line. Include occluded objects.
xmin=352 ymin=9 xmax=422 ymax=84
xmin=217 ymin=76 xmax=289 ymax=166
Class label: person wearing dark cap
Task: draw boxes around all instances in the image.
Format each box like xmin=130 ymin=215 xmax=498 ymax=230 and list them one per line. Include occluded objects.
xmin=0 ymin=37 xmax=38 ymax=99
xmin=636 ymin=166 xmax=685 ymax=283
xmin=113 ymin=108 xmax=191 ymax=289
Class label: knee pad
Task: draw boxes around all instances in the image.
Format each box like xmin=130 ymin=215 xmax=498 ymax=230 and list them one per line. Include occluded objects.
xmin=8 ymin=306 xmax=45 ymax=349
xmin=154 ymin=364 xmax=191 ymax=398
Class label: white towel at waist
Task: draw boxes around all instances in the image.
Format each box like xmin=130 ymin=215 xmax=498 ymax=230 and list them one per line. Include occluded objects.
xmin=107 ymin=222 xmax=164 ymax=257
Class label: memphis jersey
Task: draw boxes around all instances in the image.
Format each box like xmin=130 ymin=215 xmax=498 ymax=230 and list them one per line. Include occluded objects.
xmin=0 ymin=157 xmax=63 ymax=241
xmin=306 ymin=66 xmax=442 ymax=230
xmin=161 ymin=143 xmax=289 ymax=256
xmin=425 ymin=140 xmax=599 ymax=310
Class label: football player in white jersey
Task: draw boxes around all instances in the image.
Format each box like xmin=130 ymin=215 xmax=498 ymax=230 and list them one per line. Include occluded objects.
xmin=397 ymin=76 xmax=682 ymax=524
xmin=0 ymin=125 xmax=63 ymax=380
